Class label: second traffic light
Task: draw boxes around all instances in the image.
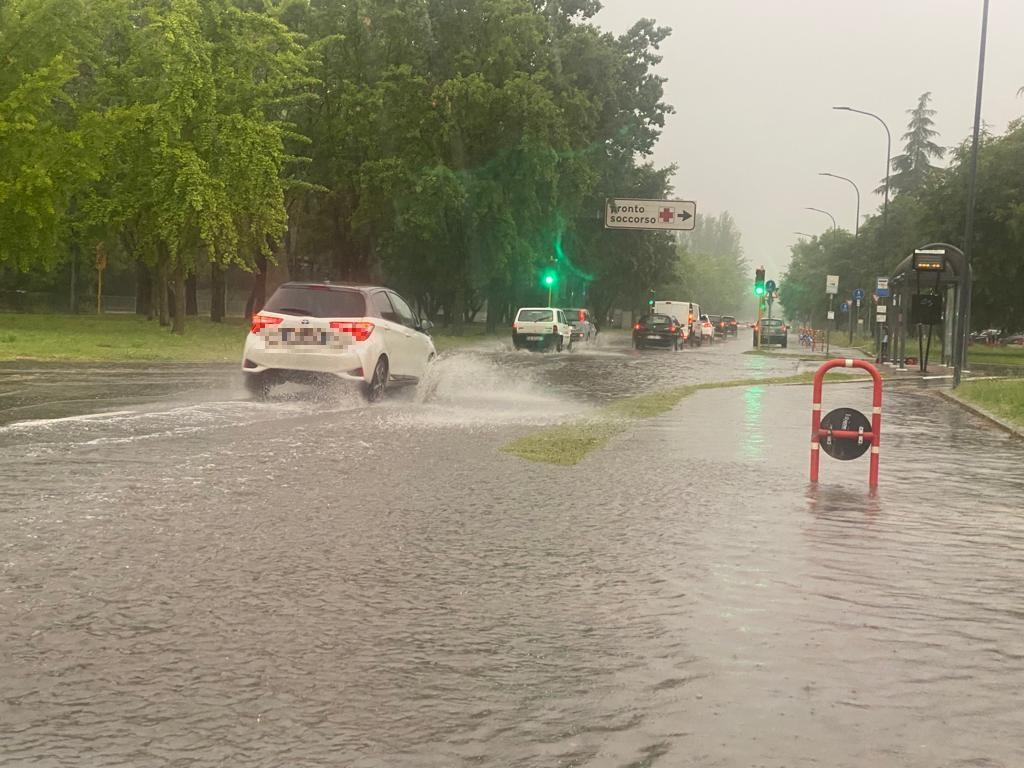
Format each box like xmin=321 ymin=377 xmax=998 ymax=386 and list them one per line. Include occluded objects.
xmin=647 ymin=289 xmax=656 ymax=309
xmin=754 ymin=266 xmax=766 ymax=296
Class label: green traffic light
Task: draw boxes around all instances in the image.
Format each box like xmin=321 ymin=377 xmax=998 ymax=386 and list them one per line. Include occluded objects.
xmin=754 ymin=286 xmax=765 ymax=296
xmin=544 ymin=275 xmax=555 ymax=286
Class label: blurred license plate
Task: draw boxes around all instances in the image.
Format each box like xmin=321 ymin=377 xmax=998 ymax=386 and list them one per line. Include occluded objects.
xmin=527 ymin=335 xmax=542 ymax=341
xmin=647 ymin=334 xmax=660 ymax=339
xmin=283 ymin=328 xmax=327 ymax=345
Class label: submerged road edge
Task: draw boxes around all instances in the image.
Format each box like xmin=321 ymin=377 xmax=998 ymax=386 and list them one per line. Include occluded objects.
xmin=936 ymin=389 xmax=1024 ymax=439
xmin=503 ymin=372 xmax=873 ymax=466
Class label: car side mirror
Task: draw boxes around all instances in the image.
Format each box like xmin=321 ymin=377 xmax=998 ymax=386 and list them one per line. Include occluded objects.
xmin=418 ymin=317 xmax=434 ymax=332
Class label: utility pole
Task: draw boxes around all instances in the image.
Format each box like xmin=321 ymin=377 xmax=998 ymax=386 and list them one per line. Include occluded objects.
xmin=956 ymin=0 xmax=990 ymax=388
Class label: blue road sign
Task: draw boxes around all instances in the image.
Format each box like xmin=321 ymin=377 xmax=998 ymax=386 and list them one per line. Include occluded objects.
xmin=852 ymin=288 xmax=865 ymax=301
xmin=765 ymin=279 xmax=777 ymax=293
xmin=840 ymin=302 xmax=850 ymax=313
xmin=876 ymin=288 xmax=890 ymax=298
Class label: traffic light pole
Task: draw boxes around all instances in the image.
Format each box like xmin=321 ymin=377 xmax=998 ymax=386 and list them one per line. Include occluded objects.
xmin=756 ymin=298 xmax=763 ymax=350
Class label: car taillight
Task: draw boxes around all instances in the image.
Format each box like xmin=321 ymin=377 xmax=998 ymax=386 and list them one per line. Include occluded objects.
xmin=251 ymin=313 xmax=283 ymax=333
xmin=578 ymin=310 xmax=586 ymax=322
xmin=329 ymin=321 xmax=374 ymax=342
xmin=634 ymin=323 xmax=641 ymax=331
xmin=512 ymin=323 xmax=518 ymax=331
xmin=669 ymin=324 xmax=676 ymax=332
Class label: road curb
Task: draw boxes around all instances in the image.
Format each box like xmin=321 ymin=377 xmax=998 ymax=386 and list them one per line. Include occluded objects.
xmin=935 ymin=389 xmax=1024 ymax=439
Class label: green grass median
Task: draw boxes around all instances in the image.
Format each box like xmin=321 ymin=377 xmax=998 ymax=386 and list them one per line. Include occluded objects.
xmin=968 ymin=345 xmax=1024 ymax=368
xmin=956 ymin=379 xmax=1024 ymax=429
xmin=0 ymin=313 xmax=248 ymax=363
xmin=0 ymin=312 xmax=500 ymax=362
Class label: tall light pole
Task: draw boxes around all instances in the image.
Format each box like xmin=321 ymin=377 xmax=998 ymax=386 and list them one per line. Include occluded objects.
xmin=833 ymin=106 xmax=891 ymax=224
xmin=793 ymin=231 xmax=815 ymax=239
xmin=805 ymin=207 xmax=837 ymax=231
xmin=955 ymin=0 xmax=990 ymax=387
xmin=819 ymin=172 xmax=861 ymax=237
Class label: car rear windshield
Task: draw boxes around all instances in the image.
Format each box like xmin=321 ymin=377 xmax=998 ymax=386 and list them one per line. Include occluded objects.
xmin=643 ymin=314 xmax=673 ymax=325
xmin=723 ymin=316 xmax=736 ymax=322
xmin=761 ymin=319 xmax=783 ymax=327
xmin=518 ymin=309 xmax=553 ymax=322
xmin=263 ymin=286 xmax=366 ymax=318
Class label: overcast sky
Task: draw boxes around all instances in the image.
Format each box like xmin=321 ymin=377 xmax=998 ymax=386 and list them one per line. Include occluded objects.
xmin=595 ymin=0 xmax=1024 ymax=278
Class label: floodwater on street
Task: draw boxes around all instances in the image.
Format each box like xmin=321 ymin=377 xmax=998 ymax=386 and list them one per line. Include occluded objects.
xmin=1 ymin=333 xmax=1023 ymax=767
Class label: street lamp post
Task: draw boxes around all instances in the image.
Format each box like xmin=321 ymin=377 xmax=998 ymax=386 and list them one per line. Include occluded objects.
xmin=805 ymin=207 xmax=837 ymax=231
xmin=793 ymin=231 xmax=815 ymax=239
xmin=955 ymin=0 xmax=990 ymax=388
xmin=819 ymin=172 xmax=861 ymax=237
xmin=832 ymin=106 xmax=891 ymax=224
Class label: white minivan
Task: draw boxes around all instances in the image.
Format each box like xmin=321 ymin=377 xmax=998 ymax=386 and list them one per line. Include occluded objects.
xmin=512 ymin=307 xmax=574 ymax=351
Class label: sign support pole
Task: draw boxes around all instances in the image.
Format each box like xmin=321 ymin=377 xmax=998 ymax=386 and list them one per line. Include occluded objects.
xmin=825 ymin=295 xmax=832 ymax=356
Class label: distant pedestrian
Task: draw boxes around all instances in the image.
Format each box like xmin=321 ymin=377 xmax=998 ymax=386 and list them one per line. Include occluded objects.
xmin=880 ymin=330 xmax=889 ymax=362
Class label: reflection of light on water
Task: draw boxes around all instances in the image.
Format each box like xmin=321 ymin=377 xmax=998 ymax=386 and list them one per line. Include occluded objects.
xmin=742 ymin=385 xmax=765 ymax=457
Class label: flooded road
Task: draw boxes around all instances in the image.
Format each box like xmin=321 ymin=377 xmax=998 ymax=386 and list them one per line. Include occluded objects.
xmin=2 ymin=334 xmax=1023 ymax=766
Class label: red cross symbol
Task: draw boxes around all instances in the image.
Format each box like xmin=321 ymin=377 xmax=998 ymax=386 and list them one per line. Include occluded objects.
xmin=659 ymin=207 xmax=675 ymax=223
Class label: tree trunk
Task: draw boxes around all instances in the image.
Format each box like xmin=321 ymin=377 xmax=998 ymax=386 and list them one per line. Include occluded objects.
xmin=136 ymin=261 xmax=152 ymax=317
xmin=244 ymin=252 xmax=268 ymax=319
xmin=157 ymin=257 xmax=170 ymax=326
xmin=69 ymin=240 xmax=80 ymax=314
xmin=185 ymin=272 xmax=198 ymax=316
xmin=210 ymin=262 xmax=226 ymax=322
xmin=172 ymin=261 xmax=187 ymax=335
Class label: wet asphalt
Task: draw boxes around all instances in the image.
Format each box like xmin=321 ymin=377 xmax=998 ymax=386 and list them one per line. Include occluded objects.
xmin=1 ymin=332 xmax=1023 ymax=767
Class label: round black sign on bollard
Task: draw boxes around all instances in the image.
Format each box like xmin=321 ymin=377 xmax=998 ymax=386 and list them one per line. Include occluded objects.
xmin=820 ymin=407 xmax=872 ymax=461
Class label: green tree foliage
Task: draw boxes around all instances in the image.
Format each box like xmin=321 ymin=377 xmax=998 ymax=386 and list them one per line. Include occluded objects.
xmin=886 ymin=91 xmax=945 ymax=196
xmin=2 ymin=0 xmax=677 ymax=332
xmin=782 ymin=97 xmax=1024 ymax=333
xmin=663 ymin=212 xmax=752 ymax=315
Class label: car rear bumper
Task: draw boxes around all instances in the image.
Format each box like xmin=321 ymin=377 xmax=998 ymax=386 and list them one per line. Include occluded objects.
xmin=242 ymin=334 xmax=373 ymax=382
xmin=634 ymin=333 xmax=678 ymax=345
xmin=513 ymin=332 xmax=560 ymax=347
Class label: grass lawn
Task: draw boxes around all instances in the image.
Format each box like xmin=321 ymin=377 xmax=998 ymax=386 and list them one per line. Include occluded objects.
xmin=0 ymin=313 xmax=503 ymax=362
xmin=957 ymin=379 xmax=1024 ymax=428
xmin=968 ymin=345 xmax=1024 ymax=368
xmin=0 ymin=313 xmax=249 ymax=363
xmin=429 ymin=324 xmax=500 ymax=353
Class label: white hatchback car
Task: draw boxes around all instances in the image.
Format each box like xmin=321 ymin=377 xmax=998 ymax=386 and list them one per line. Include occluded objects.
xmin=242 ymin=282 xmax=436 ymax=401
xmin=511 ymin=307 xmax=574 ymax=351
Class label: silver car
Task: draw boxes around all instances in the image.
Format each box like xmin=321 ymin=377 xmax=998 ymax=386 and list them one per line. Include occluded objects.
xmin=562 ymin=308 xmax=598 ymax=342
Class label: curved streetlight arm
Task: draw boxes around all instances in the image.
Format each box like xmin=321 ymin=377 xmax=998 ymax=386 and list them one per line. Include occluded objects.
xmin=819 ymin=172 xmax=861 ymax=236
xmin=805 ymin=207 xmax=837 ymax=231
xmin=833 ymin=106 xmax=892 ymax=219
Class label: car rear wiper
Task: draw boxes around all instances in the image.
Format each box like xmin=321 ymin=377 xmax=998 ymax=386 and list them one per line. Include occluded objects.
xmin=273 ymin=307 xmax=314 ymax=316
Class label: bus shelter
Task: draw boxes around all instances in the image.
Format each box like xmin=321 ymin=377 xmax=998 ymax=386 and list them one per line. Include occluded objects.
xmin=887 ymin=243 xmax=971 ymax=377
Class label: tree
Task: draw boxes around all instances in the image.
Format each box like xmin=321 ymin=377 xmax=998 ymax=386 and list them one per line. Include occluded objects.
xmin=665 ymin=212 xmax=751 ymax=315
xmin=886 ymin=91 xmax=945 ymax=196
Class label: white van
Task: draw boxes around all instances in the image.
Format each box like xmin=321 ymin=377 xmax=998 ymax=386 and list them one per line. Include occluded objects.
xmin=654 ymin=300 xmax=702 ymax=343
xmin=512 ymin=307 xmax=574 ymax=351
